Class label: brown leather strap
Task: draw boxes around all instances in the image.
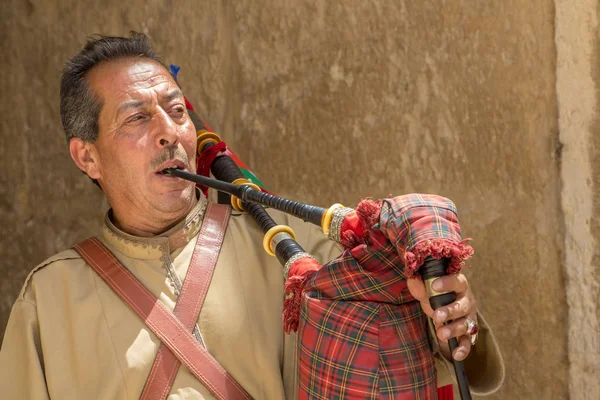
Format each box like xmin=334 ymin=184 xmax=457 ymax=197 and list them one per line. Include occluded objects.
xmin=74 ymin=204 xmax=252 ymax=400
xmin=141 ymin=203 xmax=232 ymax=400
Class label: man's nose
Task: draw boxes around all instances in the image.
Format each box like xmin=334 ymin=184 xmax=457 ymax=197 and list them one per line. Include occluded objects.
xmin=154 ymin=109 xmax=179 ymax=148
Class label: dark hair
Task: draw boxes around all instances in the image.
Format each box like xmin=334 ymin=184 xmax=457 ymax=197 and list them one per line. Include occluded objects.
xmin=60 ymin=31 xmax=168 ymax=144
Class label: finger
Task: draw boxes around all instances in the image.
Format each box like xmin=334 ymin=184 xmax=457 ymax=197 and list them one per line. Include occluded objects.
xmin=434 ymin=294 xmax=476 ymax=325
xmin=452 ymin=335 xmax=472 ymax=361
xmin=431 ymin=273 xmax=469 ymax=295
xmin=406 ymin=278 xmax=428 ymax=302
xmin=407 ymin=278 xmax=434 ymax=317
xmin=437 ymin=317 xmax=470 ymax=342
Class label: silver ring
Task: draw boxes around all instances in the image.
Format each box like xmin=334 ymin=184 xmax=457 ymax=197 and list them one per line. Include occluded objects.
xmin=465 ymin=317 xmax=478 ymax=345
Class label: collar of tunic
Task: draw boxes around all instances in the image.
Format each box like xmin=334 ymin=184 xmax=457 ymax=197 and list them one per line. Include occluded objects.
xmin=101 ymin=190 xmax=208 ymax=260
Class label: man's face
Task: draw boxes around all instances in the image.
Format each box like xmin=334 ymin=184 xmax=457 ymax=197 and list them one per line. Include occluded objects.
xmin=84 ymin=58 xmax=197 ymax=232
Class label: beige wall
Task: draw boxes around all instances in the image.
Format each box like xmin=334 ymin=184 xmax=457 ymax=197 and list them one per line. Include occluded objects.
xmin=0 ymin=1 xmax=597 ymax=398
xmin=556 ymin=1 xmax=600 ymax=399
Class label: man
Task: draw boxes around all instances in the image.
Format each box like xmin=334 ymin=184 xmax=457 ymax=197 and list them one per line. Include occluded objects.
xmin=0 ymin=33 xmax=503 ymax=399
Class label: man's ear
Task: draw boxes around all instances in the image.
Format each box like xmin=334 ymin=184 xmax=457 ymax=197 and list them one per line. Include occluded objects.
xmin=69 ymin=138 xmax=101 ymax=180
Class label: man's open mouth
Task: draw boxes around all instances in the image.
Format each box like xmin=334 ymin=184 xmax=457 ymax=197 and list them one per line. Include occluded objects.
xmin=157 ymin=167 xmax=183 ymax=175
xmin=156 ymin=163 xmax=186 ymax=175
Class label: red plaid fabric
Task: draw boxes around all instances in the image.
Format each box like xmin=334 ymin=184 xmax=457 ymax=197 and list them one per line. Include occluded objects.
xmin=379 ymin=194 xmax=470 ymax=279
xmin=297 ymin=194 xmax=470 ymax=399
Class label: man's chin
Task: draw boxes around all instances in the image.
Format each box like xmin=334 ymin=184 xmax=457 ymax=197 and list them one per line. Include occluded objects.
xmin=158 ymin=185 xmax=197 ymax=209
xmin=160 ymin=185 xmax=195 ymax=201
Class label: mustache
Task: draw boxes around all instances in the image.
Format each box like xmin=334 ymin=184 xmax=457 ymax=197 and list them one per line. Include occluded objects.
xmin=150 ymin=146 xmax=190 ymax=170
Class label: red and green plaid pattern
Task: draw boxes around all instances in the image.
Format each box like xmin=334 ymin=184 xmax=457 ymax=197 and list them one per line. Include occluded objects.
xmin=297 ymin=194 xmax=467 ymax=399
xmin=380 ymin=194 xmax=462 ymax=253
xmin=379 ymin=194 xmax=469 ymax=278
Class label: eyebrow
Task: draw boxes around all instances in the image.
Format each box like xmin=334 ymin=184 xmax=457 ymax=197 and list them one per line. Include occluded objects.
xmin=162 ymin=89 xmax=184 ymax=102
xmin=116 ymin=100 xmax=145 ymax=117
xmin=116 ymin=89 xmax=185 ymax=117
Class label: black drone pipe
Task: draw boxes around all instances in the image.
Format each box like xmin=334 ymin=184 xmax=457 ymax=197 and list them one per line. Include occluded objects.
xmin=166 ymin=168 xmax=326 ymax=228
xmin=421 ymin=257 xmax=472 ymax=400
xmin=198 ymin=143 xmax=308 ymax=265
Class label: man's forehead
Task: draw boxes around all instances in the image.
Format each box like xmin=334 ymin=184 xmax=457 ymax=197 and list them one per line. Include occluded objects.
xmin=87 ymin=57 xmax=179 ymax=103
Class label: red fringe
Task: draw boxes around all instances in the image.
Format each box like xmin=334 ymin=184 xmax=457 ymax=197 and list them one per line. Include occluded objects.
xmin=283 ymin=271 xmax=316 ymax=334
xmin=282 ymin=257 xmax=321 ymax=334
xmin=356 ymin=198 xmax=381 ymax=228
xmin=340 ymin=199 xmax=382 ymax=248
xmin=196 ymin=142 xmax=227 ymax=197
xmin=403 ymin=239 xmax=474 ymax=279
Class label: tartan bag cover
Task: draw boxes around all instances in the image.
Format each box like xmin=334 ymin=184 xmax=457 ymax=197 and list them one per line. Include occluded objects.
xmin=298 ymin=194 xmax=466 ymax=400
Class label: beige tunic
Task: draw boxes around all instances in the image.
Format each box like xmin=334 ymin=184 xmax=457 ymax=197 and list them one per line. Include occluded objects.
xmin=0 ymin=195 xmax=504 ymax=399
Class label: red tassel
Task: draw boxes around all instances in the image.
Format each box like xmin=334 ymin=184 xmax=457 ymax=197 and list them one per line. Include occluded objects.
xmin=283 ymin=272 xmax=314 ymax=334
xmin=403 ymin=239 xmax=474 ymax=279
xmin=356 ymin=198 xmax=381 ymax=228
xmin=339 ymin=199 xmax=382 ymax=248
xmin=282 ymin=257 xmax=321 ymax=334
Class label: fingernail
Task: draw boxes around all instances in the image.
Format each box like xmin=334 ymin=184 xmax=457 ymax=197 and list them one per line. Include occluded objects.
xmin=436 ymin=309 xmax=447 ymax=323
xmin=440 ymin=328 xmax=450 ymax=339
xmin=432 ymin=278 xmax=443 ymax=291
xmin=454 ymin=350 xmax=466 ymax=361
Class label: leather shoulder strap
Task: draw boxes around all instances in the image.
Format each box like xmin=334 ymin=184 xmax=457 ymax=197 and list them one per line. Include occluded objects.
xmin=141 ymin=203 xmax=234 ymax=400
xmin=74 ymin=204 xmax=252 ymax=400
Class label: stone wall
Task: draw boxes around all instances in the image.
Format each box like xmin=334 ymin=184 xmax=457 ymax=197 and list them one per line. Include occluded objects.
xmin=555 ymin=1 xmax=600 ymax=399
xmin=1 ymin=0 xmax=597 ymax=398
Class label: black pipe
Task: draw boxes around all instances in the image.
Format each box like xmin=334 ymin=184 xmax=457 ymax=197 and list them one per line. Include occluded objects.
xmin=420 ymin=256 xmax=472 ymax=400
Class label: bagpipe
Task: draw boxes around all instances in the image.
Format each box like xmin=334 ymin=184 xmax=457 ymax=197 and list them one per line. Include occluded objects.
xmin=171 ymin=66 xmax=474 ymax=400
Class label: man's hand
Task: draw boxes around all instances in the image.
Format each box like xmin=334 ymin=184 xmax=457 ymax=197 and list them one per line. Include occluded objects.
xmin=407 ymin=274 xmax=477 ymax=362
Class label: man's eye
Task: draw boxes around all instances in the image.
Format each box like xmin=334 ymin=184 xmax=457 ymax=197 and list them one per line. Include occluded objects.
xmin=170 ymin=106 xmax=186 ymax=118
xmin=127 ymin=114 xmax=144 ymax=123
